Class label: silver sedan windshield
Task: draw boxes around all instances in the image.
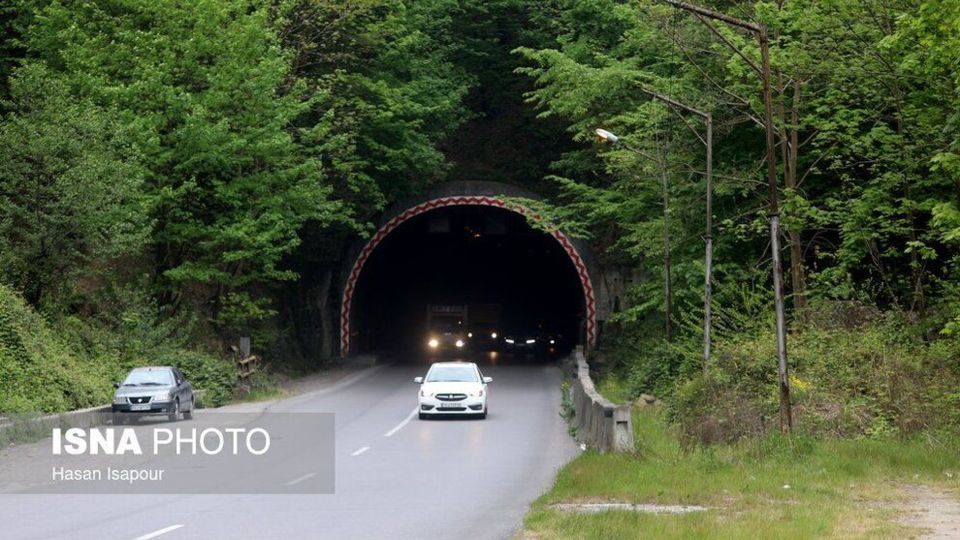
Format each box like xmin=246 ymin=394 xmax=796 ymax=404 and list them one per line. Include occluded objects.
xmin=122 ymin=369 xmax=174 ymax=386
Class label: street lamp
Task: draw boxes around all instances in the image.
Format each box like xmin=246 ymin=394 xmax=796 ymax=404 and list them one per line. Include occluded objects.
xmin=595 ymin=91 xmax=713 ymax=373
xmin=659 ymin=0 xmax=792 ymax=432
xmin=595 ymin=129 xmax=620 ymax=145
xmin=594 ymin=125 xmax=676 ymax=345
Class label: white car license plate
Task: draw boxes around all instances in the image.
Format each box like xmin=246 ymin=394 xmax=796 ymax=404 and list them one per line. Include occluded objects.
xmin=130 ymin=404 xmax=151 ymax=411
xmin=439 ymin=402 xmax=461 ymax=408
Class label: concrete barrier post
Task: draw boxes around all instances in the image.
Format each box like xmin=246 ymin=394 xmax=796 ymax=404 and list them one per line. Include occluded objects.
xmin=565 ymin=346 xmax=634 ymax=453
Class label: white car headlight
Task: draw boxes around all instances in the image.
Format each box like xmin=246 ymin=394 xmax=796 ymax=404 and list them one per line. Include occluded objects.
xmin=526 ymin=339 xmax=536 ymax=344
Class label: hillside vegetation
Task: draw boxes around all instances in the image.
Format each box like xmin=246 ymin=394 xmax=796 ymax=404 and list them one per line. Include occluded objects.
xmin=0 ymin=284 xmax=234 ymax=412
xmin=0 ymin=0 xmax=958 ymax=443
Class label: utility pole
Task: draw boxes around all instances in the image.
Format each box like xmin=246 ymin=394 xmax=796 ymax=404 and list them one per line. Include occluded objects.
xmin=660 ymin=0 xmax=792 ymax=431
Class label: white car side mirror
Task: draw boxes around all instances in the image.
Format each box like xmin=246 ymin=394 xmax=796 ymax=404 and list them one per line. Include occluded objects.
xmin=483 ymin=376 xmax=493 ymax=384
xmin=413 ymin=377 xmax=424 ymax=384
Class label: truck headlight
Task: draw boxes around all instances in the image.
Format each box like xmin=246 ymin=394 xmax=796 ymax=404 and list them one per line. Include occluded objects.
xmin=455 ymin=339 xmax=464 ymax=348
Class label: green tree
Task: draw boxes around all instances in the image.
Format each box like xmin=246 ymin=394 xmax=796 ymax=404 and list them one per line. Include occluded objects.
xmin=0 ymin=64 xmax=147 ymax=307
xmin=16 ymin=0 xmax=344 ymax=326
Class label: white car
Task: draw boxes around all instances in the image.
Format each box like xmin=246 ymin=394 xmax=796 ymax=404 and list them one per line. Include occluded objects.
xmin=415 ymin=362 xmax=492 ymax=420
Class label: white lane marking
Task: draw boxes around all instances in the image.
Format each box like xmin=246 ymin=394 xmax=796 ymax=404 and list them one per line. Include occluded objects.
xmin=132 ymin=524 xmax=183 ymax=540
xmin=286 ymin=472 xmax=317 ymax=486
xmin=383 ymin=407 xmax=418 ymax=438
xmin=351 ymin=446 xmax=370 ymax=456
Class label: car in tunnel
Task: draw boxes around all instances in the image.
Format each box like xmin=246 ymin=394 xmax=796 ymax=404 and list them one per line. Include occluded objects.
xmin=415 ymin=362 xmax=492 ymax=419
xmin=502 ymin=325 xmax=541 ymax=353
xmin=425 ymin=322 xmax=468 ymax=354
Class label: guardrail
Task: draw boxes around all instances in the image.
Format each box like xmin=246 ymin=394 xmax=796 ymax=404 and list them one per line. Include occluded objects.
xmin=568 ymin=347 xmax=634 ymax=452
xmin=0 ymin=404 xmax=112 ymax=445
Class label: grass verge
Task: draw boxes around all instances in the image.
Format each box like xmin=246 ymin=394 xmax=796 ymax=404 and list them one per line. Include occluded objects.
xmin=521 ymin=408 xmax=960 ymax=539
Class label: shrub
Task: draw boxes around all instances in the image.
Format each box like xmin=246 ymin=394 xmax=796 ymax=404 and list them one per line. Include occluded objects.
xmin=0 ymin=285 xmax=110 ymax=412
xmin=156 ymin=350 xmax=235 ymax=408
xmin=670 ymin=303 xmax=960 ymax=444
xmin=0 ymin=284 xmax=237 ymax=412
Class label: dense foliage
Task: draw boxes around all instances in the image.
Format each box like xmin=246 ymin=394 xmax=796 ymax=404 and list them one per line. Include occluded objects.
xmin=514 ymin=0 xmax=960 ymax=437
xmin=0 ymin=0 xmax=957 ymax=432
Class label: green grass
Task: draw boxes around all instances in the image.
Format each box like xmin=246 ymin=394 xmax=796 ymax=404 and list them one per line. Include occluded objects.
xmin=522 ymin=408 xmax=960 ymax=539
xmin=595 ymin=376 xmax=632 ymax=405
xmin=226 ymin=372 xmax=284 ymax=405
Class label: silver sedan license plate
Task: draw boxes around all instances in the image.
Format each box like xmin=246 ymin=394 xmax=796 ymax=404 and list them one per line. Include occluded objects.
xmin=130 ymin=404 xmax=151 ymax=411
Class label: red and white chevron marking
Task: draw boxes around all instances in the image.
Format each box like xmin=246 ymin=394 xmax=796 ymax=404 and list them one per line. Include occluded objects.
xmin=340 ymin=196 xmax=597 ymax=356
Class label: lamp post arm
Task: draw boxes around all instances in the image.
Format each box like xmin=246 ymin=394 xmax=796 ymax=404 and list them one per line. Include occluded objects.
xmin=660 ymin=0 xmax=762 ymax=33
xmin=638 ymin=86 xmax=708 ymax=145
xmin=639 ymin=86 xmax=708 ymax=118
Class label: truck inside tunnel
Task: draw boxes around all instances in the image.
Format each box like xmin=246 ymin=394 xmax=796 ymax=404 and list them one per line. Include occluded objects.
xmin=348 ymin=205 xmax=586 ymax=361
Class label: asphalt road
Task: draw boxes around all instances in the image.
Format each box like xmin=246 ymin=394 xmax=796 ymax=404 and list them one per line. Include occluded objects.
xmin=0 ymin=355 xmax=579 ymax=539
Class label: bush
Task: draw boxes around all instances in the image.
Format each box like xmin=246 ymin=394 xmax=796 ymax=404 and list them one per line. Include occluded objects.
xmin=671 ymin=303 xmax=960 ymax=445
xmin=154 ymin=350 xmax=236 ymax=408
xmin=0 ymin=284 xmax=236 ymax=413
xmin=0 ymin=285 xmax=110 ymax=412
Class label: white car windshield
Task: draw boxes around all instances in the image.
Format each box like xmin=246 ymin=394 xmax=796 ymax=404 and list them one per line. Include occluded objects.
xmin=122 ymin=369 xmax=174 ymax=386
xmin=426 ymin=365 xmax=479 ymax=383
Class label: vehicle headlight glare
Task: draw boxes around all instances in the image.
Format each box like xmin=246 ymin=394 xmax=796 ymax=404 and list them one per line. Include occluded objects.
xmin=428 ymin=338 xmax=439 ymax=348
xmin=526 ymin=339 xmax=536 ymax=344
xmin=505 ymin=338 xmax=514 ymax=344
xmin=491 ymin=332 xmax=497 ymax=339
xmin=455 ymin=339 xmax=464 ymax=348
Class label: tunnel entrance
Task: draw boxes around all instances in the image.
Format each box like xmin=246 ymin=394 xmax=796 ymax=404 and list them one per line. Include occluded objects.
xmin=343 ymin=198 xmax=595 ymax=359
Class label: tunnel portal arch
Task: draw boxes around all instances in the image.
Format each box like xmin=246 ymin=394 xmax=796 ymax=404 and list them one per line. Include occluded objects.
xmin=339 ymin=189 xmax=598 ymax=357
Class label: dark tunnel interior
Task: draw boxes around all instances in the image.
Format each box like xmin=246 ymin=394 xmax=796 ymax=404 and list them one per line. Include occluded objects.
xmin=350 ymin=205 xmax=584 ymax=361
